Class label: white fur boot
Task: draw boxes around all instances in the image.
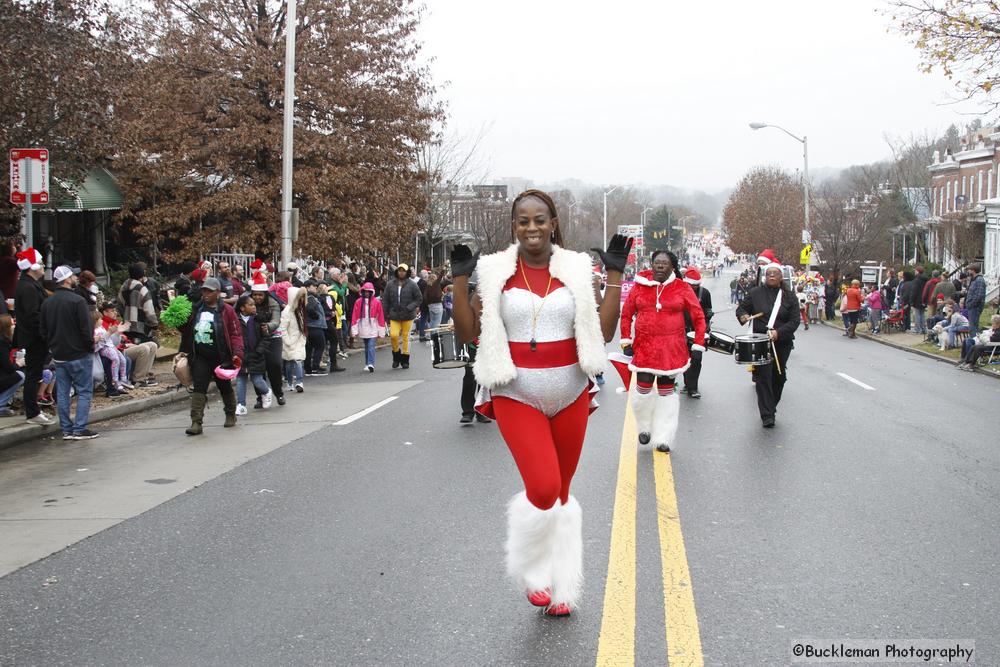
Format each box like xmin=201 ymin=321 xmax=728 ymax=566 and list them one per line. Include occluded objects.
xmin=651 ymin=391 xmax=680 ymax=452
xmin=549 ymin=495 xmax=583 ymax=610
xmin=629 ymin=385 xmax=657 ymax=443
xmin=506 ymin=492 xmax=558 ymax=595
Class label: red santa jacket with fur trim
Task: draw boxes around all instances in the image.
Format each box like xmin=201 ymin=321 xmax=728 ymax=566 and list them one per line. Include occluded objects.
xmin=621 ymin=270 xmax=707 ymax=376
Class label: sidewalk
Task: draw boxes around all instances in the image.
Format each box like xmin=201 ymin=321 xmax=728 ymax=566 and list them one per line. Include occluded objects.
xmin=0 ymin=340 xmax=392 ymax=451
xmin=0 ymin=347 xmax=186 ymax=450
xmin=818 ymin=318 xmax=1000 ymax=379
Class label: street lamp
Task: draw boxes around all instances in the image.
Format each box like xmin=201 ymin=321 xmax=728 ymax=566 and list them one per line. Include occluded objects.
xmin=749 ymin=121 xmax=810 ymax=252
xmin=603 ymin=185 xmax=620 ymax=248
xmin=568 ymin=200 xmax=580 ymax=226
xmin=640 ymin=206 xmax=653 ymax=261
xmin=640 ymin=206 xmax=653 ymax=226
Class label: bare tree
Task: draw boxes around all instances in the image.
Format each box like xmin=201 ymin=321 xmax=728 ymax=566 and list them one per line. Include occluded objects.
xmin=812 ymin=164 xmax=913 ymax=279
xmin=466 ymin=194 xmax=509 ymax=256
xmin=414 ymin=125 xmax=492 ymax=263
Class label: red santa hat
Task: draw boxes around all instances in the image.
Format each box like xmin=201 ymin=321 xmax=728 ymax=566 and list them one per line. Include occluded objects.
xmin=683 ymin=267 xmax=702 ymax=285
xmin=250 ymin=258 xmax=265 ymax=271
xmin=756 ymin=248 xmax=780 ymax=266
xmin=16 ymin=247 xmax=43 ymax=271
xmin=250 ymin=271 xmax=269 ymax=292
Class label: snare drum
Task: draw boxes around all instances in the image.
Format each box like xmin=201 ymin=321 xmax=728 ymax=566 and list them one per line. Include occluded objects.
xmin=734 ymin=333 xmax=772 ymax=365
xmin=708 ymin=331 xmax=736 ymax=355
xmin=431 ymin=330 xmax=470 ymax=369
xmin=686 ymin=330 xmax=736 ymax=355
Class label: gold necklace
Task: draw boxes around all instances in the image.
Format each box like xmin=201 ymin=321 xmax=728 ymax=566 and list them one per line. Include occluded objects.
xmin=519 ymin=258 xmax=554 ymax=351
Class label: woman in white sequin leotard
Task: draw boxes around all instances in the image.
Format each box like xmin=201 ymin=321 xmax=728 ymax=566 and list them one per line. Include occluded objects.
xmin=450 ymin=189 xmax=632 ymax=617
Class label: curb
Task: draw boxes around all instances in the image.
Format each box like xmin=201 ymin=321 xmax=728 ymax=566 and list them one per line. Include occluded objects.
xmin=818 ymin=319 xmax=1000 ymax=378
xmin=0 ymin=388 xmax=190 ymax=452
xmin=0 ymin=339 xmax=395 ymax=452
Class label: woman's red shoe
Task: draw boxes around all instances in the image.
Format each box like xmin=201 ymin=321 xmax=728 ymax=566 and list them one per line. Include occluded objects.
xmin=527 ymin=589 xmax=551 ymax=607
xmin=545 ymin=603 xmax=571 ymax=617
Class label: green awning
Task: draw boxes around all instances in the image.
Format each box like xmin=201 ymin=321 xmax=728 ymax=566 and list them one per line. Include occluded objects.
xmin=46 ymin=167 xmax=122 ymax=212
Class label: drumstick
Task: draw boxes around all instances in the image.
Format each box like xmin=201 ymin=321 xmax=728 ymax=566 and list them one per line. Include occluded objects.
xmin=771 ymin=338 xmax=782 ymax=375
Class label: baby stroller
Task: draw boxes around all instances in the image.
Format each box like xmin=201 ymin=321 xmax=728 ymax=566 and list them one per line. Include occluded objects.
xmin=881 ymin=309 xmax=905 ymax=334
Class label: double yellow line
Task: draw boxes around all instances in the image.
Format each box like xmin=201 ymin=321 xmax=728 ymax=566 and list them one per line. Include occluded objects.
xmin=595 ymin=400 xmax=704 ymax=667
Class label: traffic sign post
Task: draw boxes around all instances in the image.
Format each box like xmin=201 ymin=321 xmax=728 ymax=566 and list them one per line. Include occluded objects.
xmin=800 ymin=244 xmax=812 ymax=267
xmin=9 ymin=148 xmax=49 ymax=247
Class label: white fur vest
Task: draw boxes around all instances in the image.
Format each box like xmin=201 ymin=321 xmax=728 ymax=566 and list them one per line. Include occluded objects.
xmin=473 ymin=243 xmax=607 ymax=389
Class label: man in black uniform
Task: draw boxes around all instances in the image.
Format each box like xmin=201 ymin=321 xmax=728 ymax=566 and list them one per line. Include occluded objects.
xmin=459 ymin=273 xmax=490 ymax=425
xmin=682 ymin=267 xmax=713 ymax=399
xmin=736 ymin=264 xmax=799 ymax=428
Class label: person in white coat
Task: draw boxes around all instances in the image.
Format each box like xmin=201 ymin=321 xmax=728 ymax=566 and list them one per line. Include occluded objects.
xmin=280 ymin=286 xmax=308 ymax=392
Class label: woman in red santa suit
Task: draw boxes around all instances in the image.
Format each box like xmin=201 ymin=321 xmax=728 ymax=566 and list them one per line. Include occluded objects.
xmin=620 ymin=250 xmax=707 ymax=453
xmin=451 ymin=189 xmax=631 ymax=617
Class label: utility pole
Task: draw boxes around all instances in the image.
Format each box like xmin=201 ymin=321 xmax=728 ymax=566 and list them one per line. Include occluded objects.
xmin=280 ymin=0 xmax=298 ymax=268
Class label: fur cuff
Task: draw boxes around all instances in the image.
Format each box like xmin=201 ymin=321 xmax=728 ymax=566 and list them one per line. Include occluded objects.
xmin=691 ymin=344 xmax=706 ymax=352
xmin=506 ymin=492 xmax=558 ymax=593
xmin=549 ymin=496 xmax=583 ymax=608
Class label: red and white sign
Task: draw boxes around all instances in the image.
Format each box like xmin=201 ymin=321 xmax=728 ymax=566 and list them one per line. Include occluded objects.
xmin=9 ymin=148 xmax=49 ymax=205
xmin=620 ymin=279 xmax=635 ymax=304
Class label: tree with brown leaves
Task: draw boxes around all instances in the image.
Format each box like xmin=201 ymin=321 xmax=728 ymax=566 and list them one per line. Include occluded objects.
xmin=0 ymin=0 xmax=133 ymax=237
xmin=723 ymin=166 xmax=804 ymax=265
xmin=117 ymin=0 xmax=442 ymax=261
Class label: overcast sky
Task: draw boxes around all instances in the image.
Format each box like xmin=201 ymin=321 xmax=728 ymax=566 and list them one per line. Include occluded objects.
xmin=418 ymin=0 xmax=983 ymax=192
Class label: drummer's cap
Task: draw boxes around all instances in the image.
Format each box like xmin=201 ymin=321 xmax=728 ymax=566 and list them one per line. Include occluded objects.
xmin=757 ymin=248 xmax=779 ymax=265
xmin=683 ymin=267 xmax=702 ymax=285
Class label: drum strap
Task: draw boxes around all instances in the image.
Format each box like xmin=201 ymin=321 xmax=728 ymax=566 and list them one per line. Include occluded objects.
xmin=766 ymin=289 xmax=783 ymax=330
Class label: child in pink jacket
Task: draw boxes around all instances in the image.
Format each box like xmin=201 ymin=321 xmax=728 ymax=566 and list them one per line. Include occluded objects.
xmin=350 ymin=282 xmax=386 ymax=372
xmin=865 ymin=286 xmax=884 ymax=334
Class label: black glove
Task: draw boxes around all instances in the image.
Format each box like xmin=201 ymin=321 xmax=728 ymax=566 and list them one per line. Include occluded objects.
xmin=450 ymin=244 xmax=479 ymax=278
xmin=689 ymin=349 xmax=703 ymax=363
xmin=622 ymin=345 xmax=634 ymax=357
xmin=591 ymin=234 xmax=633 ymax=273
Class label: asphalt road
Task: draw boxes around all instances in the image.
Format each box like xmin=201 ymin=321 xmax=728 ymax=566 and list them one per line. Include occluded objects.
xmin=1 ymin=270 xmax=997 ymax=666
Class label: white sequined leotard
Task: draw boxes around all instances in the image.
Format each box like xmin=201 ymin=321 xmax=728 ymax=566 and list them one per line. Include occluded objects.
xmin=489 ymin=266 xmax=589 ymax=417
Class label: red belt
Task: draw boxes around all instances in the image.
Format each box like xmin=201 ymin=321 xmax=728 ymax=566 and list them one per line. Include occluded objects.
xmin=509 ymin=339 xmax=579 ymax=368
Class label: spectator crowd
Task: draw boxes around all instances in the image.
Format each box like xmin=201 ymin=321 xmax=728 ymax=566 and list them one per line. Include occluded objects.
xmin=0 ymin=241 xmax=458 ymax=440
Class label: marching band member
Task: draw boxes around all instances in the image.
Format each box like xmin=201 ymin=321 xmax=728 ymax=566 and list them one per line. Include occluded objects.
xmin=681 ymin=267 xmax=713 ymax=399
xmin=451 ymin=189 xmax=630 ymax=617
xmin=620 ymin=251 xmax=706 ymax=452
xmin=754 ymin=248 xmax=781 ymax=286
xmin=736 ymin=263 xmax=800 ymax=428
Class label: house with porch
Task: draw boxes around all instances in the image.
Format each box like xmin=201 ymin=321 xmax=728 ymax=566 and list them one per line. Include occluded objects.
xmin=926 ymin=128 xmax=1000 ymax=300
xmin=33 ymin=166 xmax=123 ymax=279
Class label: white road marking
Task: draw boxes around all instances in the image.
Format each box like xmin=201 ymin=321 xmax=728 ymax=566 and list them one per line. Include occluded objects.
xmin=837 ymin=372 xmax=876 ymax=391
xmin=333 ymin=396 xmax=399 ymax=425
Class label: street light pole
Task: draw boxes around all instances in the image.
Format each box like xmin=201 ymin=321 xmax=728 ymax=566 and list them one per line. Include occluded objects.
xmin=568 ymin=201 xmax=580 ymax=226
xmin=603 ymin=185 xmax=620 ymax=248
xmin=640 ymin=206 xmax=653 ymax=262
xmin=749 ymin=121 xmax=811 ymax=255
xmin=280 ymin=0 xmax=298 ymax=268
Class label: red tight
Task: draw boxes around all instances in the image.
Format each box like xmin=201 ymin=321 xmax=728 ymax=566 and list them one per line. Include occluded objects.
xmin=492 ymin=389 xmax=591 ymax=511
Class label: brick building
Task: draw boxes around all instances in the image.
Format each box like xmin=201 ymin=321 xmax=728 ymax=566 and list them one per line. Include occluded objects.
xmin=926 ymin=128 xmax=1000 ymax=297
